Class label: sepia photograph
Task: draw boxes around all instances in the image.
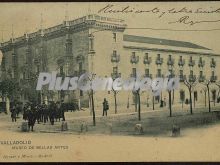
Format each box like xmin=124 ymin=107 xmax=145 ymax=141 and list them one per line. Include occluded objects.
xmin=0 ymin=1 xmax=220 ymax=162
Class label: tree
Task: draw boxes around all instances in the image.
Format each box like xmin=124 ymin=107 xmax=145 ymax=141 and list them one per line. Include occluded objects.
xmin=111 ymin=73 xmax=120 ymax=114
xmin=184 ymin=77 xmax=198 ymax=114
xmin=215 ymin=81 xmax=220 ymax=102
xmin=86 ymin=73 xmax=96 ymax=126
xmin=152 ymin=96 xmax=155 ymax=110
xmin=0 ymin=79 xmax=19 ymax=101
xmin=112 ymin=89 xmax=119 ymax=114
xmin=168 ymin=90 xmax=172 ymax=117
xmin=201 ymin=80 xmax=211 ymax=112
xmin=78 ymin=72 xmax=96 ymax=125
xmin=0 ymin=79 xmax=20 ymax=114
xmin=132 ymin=89 xmax=141 ymax=121
xmin=202 ymin=87 xmax=207 ymax=107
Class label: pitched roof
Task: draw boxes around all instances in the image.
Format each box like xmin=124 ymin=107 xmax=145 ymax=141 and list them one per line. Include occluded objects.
xmin=123 ymin=34 xmax=210 ymax=50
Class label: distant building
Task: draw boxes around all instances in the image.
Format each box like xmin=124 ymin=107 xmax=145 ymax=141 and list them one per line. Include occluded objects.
xmin=0 ymin=14 xmax=219 ymax=110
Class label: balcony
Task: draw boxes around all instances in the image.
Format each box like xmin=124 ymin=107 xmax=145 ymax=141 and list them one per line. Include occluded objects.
xmin=143 ymin=57 xmax=152 ymax=65
xmin=144 ymin=74 xmax=152 ymax=79
xmin=167 ymin=58 xmax=174 ymax=66
xmin=130 ymin=55 xmax=139 ymax=64
xmin=198 ymin=75 xmax=206 ymax=82
xmin=188 ymin=75 xmax=196 ymax=82
xmin=210 ymin=61 xmax=216 ymax=68
xmin=111 ymin=72 xmax=121 ymax=80
xmin=111 ymin=54 xmax=120 ymax=63
xmin=198 ymin=60 xmax=205 ymax=68
xmin=155 ymin=58 xmax=163 ymax=65
xmin=179 ymin=75 xmax=186 ymax=82
xmin=210 ymin=75 xmax=217 ymax=82
xmin=188 ymin=60 xmax=195 ymax=67
xmin=178 ymin=59 xmax=185 ymax=67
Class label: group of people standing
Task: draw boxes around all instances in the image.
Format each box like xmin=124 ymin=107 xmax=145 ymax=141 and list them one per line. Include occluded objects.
xmin=10 ymin=98 xmax=110 ymax=132
xmin=11 ymin=101 xmax=66 ymax=132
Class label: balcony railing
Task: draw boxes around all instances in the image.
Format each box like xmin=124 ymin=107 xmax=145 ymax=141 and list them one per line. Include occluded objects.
xmin=188 ymin=60 xmax=195 ymax=67
xmin=130 ymin=55 xmax=139 ymax=64
xmin=178 ymin=59 xmax=185 ymax=67
xmin=143 ymin=57 xmax=152 ymax=65
xmin=210 ymin=61 xmax=216 ymax=68
xmin=198 ymin=60 xmax=205 ymax=68
xmin=198 ymin=75 xmax=206 ymax=82
xmin=111 ymin=54 xmax=120 ymax=63
xmin=167 ymin=58 xmax=174 ymax=66
xmin=179 ymin=75 xmax=186 ymax=82
xmin=111 ymin=72 xmax=121 ymax=80
xmin=188 ymin=75 xmax=196 ymax=82
xmin=155 ymin=58 xmax=163 ymax=65
xmin=210 ymin=75 xmax=217 ymax=82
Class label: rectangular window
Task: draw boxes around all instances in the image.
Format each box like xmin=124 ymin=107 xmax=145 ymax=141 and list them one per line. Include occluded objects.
xmin=180 ymin=90 xmax=185 ymax=101
xmin=60 ymin=66 xmax=64 ymax=74
xmin=190 ymin=70 xmax=193 ymax=75
xmin=79 ymin=62 xmax=82 ymax=71
xmin=169 ymin=69 xmax=173 ymax=74
xmin=212 ymin=71 xmax=215 ymax=76
xmin=180 ymin=56 xmax=182 ymax=60
xmin=132 ymin=68 xmax=136 ymax=77
xmin=180 ymin=70 xmax=183 ymax=75
xmin=200 ymin=71 xmax=203 ymax=76
xmin=90 ymin=38 xmax=94 ymax=50
xmin=157 ymin=54 xmax=160 ymax=59
xmin=113 ymin=66 xmax=118 ymax=73
xmin=80 ymin=90 xmax=83 ymax=96
xmin=113 ymin=50 xmax=117 ymax=56
xmin=157 ymin=69 xmax=161 ymax=76
xmin=145 ymin=53 xmax=149 ymax=59
xmin=113 ymin=33 xmax=116 ymax=42
xmin=194 ymin=91 xmax=198 ymax=101
xmin=64 ymin=62 xmax=70 ymax=75
xmin=145 ymin=69 xmax=149 ymax=75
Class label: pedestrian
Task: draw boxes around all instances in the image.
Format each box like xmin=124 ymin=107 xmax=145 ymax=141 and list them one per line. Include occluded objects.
xmin=102 ymin=98 xmax=109 ymax=116
xmin=35 ymin=104 xmax=41 ymax=124
xmin=10 ymin=105 xmax=17 ymax=122
xmin=55 ymin=101 xmax=61 ymax=122
xmin=26 ymin=104 xmax=36 ymax=132
xmin=42 ymin=102 xmax=48 ymax=124
xmin=23 ymin=103 xmax=29 ymax=121
xmin=49 ymin=101 xmax=56 ymax=125
xmin=60 ymin=100 xmax=66 ymax=121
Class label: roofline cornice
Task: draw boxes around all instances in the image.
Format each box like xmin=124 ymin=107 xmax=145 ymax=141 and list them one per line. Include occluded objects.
xmin=123 ymin=46 xmax=220 ymax=57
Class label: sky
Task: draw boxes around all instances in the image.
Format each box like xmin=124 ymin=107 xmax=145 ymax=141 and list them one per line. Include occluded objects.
xmin=0 ymin=2 xmax=220 ymax=62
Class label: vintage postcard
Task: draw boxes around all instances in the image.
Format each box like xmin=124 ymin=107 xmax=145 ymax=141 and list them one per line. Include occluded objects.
xmin=0 ymin=1 xmax=220 ymax=162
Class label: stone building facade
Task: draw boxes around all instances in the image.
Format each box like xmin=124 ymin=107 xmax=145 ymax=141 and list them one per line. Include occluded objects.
xmin=0 ymin=14 xmax=219 ymax=110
